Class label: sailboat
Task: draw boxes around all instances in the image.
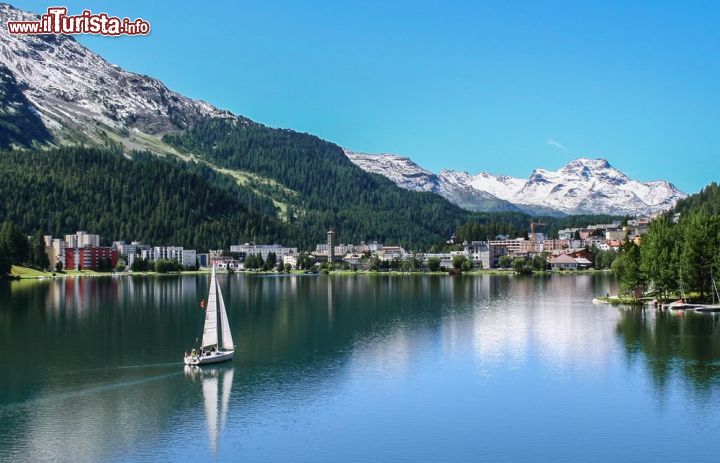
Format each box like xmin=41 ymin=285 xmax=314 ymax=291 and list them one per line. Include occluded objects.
xmin=184 ymin=267 xmax=235 ymax=365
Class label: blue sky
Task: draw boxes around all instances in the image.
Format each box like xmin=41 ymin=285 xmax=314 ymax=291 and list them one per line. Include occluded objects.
xmin=13 ymin=0 xmax=720 ymax=193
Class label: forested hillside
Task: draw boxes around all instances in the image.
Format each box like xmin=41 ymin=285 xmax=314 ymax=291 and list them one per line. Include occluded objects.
xmin=163 ymin=118 xmax=471 ymax=249
xmin=0 ymin=147 xmax=287 ymax=249
xmin=672 ymin=182 xmax=720 ymax=216
xmin=613 ymin=182 xmax=720 ymax=300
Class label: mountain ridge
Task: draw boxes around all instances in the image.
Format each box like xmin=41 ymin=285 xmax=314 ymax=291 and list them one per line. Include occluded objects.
xmin=345 ymin=150 xmax=686 ymax=216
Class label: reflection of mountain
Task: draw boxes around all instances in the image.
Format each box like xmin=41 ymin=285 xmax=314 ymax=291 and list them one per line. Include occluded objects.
xmin=616 ymin=308 xmax=720 ymax=392
xmin=185 ymin=366 xmax=234 ymax=455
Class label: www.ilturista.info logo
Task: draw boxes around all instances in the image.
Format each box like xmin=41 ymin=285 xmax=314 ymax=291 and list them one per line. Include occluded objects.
xmin=7 ymin=7 xmax=150 ymax=36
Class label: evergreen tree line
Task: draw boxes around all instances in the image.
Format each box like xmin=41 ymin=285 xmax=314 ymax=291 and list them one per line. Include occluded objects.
xmin=163 ymin=118 xmax=475 ymax=249
xmin=0 ymin=222 xmax=49 ymax=275
xmin=613 ymin=183 xmax=720 ymax=300
xmin=0 ymin=147 xmax=288 ymax=252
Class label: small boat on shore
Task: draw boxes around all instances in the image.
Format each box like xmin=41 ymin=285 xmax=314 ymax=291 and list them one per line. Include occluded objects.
xmin=661 ymin=299 xmax=720 ymax=313
xmin=184 ymin=267 xmax=235 ymax=366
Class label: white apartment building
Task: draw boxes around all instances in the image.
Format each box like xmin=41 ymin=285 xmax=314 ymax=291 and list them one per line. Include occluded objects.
xmin=605 ymin=229 xmax=628 ymax=241
xmin=65 ymin=231 xmax=100 ymax=249
xmin=230 ymin=243 xmax=298 ymax=261
xmin=377 ymin=246 xmax=407 ymax=261
xmin=181 ymin=250 xmax=197 ymax=268
xmin=283 ymin=254 xmax=298 ymax=269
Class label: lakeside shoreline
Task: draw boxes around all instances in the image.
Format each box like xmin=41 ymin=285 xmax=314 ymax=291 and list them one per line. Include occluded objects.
xmin=5 ymin=265 xmax=613 ymax=281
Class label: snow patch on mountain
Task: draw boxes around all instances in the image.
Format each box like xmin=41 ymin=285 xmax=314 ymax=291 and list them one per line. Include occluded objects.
xmin=0 ymin=3 xmax=234 ymax=142
xmin=346 ymin=150 xmax=687 ymax=216
xmin=344 ymin=149 xmax=521 ymax=212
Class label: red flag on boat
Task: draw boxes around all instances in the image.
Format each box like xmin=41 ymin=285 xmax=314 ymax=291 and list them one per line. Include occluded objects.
xmin=200 ymin=299 xmax=206 ymax=309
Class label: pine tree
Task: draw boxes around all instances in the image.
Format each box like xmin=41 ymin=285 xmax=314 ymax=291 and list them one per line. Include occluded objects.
xmin=613 ymin=240 xmax=646 ymax=298
xmin=640 ymin=217 xmax=680 ymax=299
xmin=679 ymin=211 xmax=720 ymax=298
xmin=0 ymin=221 xmax=29 ymax=265
xmin=30 ymin=230 xmax=50 ymax=270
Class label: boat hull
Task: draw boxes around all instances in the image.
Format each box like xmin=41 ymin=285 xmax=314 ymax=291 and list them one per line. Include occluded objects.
xmin=184 ymin=350 xmax=234 ymax=366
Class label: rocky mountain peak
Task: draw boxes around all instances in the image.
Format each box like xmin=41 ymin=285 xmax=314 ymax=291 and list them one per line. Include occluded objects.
xmin=0 ymin=3 xmax=234 ymax=143
xmin=347 ymin=151 xmax=687 ymax=216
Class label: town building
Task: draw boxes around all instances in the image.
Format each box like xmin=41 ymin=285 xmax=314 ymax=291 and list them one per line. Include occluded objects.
xmin=488 ymin=238 xmax=533 ymax=256
xmin=44 ymin=235 xmax=67 ymax=267
xmin=282 ymin=254 xmax=298 ymax=269
xmin=65 ymin=231 xmax=100 ymax=249
xmin=605 ymin=229 xmax=627 ymax=241
xmin=327 ymin=229 xmax=335 ymax=262
xmin=65 ymin=247 xmax=118 ymax=271
xmin=181 ymin=250 xmax=197 ymax=268
xmin=212 ymin=256 xmax=243 ymax=270
xmin=418 ymin=253 xmax=454 ymax=269
xmin=376 ymin=246 xmax=407 ymax=261
xmin=113 ymin=241 xmax=151 ymax=266
xmin=197 ymin=253 xmax=210 ymax=268
xmin=549 ymin=254 xmax=581 ymax=270
xmin=462 ymin=241 xmax=507 ymax=268
xmin=229 ymin=243 xmax=298 ymax=261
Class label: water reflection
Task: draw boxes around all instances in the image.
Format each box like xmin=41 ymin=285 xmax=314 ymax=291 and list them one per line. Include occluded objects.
xmin=616 ymin=308 xmax=720 ymax=393
xmin=184 ymin=366 xmax=234 ymax=455
xmin=6 ymin=274 xmax=720 ymax=461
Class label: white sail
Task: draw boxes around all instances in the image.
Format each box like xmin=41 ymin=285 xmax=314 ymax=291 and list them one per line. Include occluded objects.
xmin=218 ymin=280 xmax=234 ymax=350
xmin=201 ymin=268 xmax=218 ymax=348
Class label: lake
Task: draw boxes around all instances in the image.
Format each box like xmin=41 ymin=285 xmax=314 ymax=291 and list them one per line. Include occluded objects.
xmin=2 ymin=273 xmax=720 ymax=462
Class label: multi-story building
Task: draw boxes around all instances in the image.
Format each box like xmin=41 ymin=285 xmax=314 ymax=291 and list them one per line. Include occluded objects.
xmin=229 ymin=243 xmax=298 ymax=261
xmin=605 ymin=229 xmax=627 ymax=241
xmin=197 ymin=253 xmax=210 ymax=268
xmin=282 ymin=254 xmax=298 ymax=269
xmin=462 ymin=241 xmax=507 ymax=268
xmin=354 ymin=241 xmax=382 ymax=254
xmin=65 ymin=247 xmax=118 ymax=271
xmin=327 ymin=229 xmax=335 ymax=262
xmin=153 ymin=246 xmax=184 ymax=262
xmin=113 ymin=241 xmax=152 ymax=266
xmin=43 ymin=235 xmax=67 ymax=267
xmin=64 ymin=231 xmax=100 ymax=249
xmin=418 ymin=253 xmax=454 ymax=269
xmin=488 ymin=238 xmax=533 ymax=256
xmin=181 ymin=249 xmax=197 ymax=268
xmin=558 ymin=228 xmax=580 ymax=240
xmin=377 ymin=246 xmax=407 ymax=261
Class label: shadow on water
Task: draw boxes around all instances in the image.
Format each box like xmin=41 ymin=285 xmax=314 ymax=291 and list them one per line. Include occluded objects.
xmin=616 ymin=308 xmax=720 ymax=394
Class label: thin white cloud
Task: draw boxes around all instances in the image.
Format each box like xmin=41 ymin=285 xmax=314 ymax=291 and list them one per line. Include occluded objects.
xmin=546 ymin=139 xmax=567 ymax=152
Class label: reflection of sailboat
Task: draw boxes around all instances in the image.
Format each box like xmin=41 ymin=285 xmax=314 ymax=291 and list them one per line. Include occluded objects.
xmin=184 ymin=267 xmax=235 ymax=365
xmin=184 ymin=366 xmax=234 ymax=454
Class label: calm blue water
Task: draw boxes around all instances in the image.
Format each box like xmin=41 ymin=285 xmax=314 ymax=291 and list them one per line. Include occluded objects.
xmin=1 ymin=273 xmax=720 ymax=462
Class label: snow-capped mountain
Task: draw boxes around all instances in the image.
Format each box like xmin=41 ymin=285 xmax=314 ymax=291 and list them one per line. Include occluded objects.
xmin=344 ymin=150 xmax=521 ymax=212
xmin=0 ymin=3 xmax=234 ymax=146
xmin=346 ymin=151 xmax=687 ymax=216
